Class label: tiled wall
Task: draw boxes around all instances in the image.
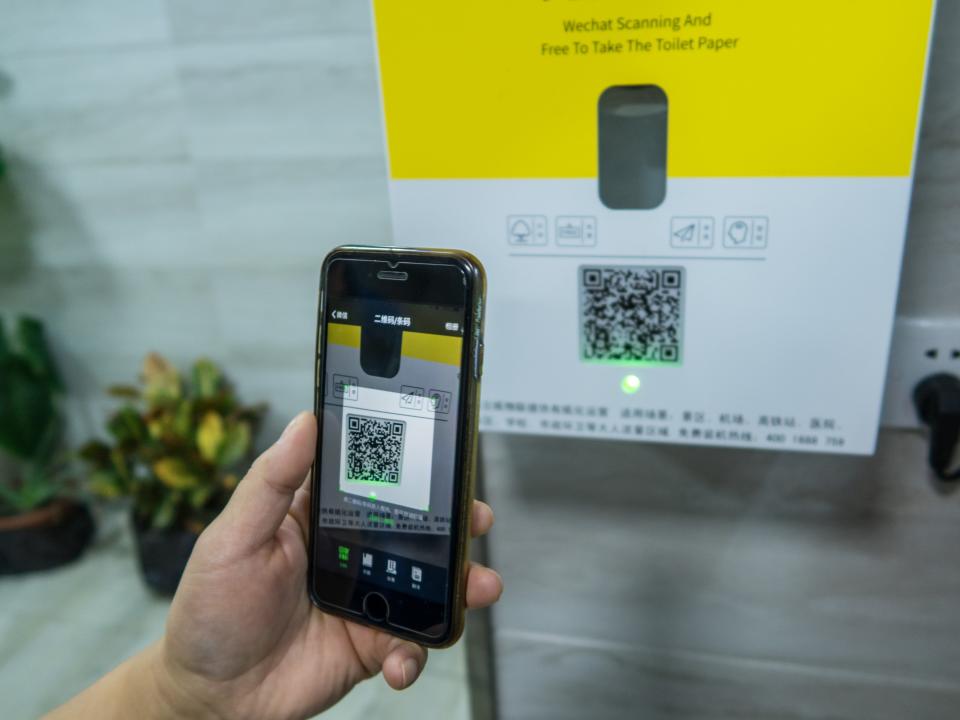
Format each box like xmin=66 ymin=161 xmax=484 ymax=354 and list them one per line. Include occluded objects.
xmin=2 ymin=2 xmax=959 ymax=719
xmin=0 ymin=0 xmax=387 ymax=444
xmin=899 ymin=0 xmax=960 ymax=317
xmin=483 ymin=429 xmax=960 ymax=718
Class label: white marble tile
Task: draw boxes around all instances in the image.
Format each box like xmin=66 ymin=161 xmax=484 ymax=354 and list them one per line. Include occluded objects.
xmin=209 ymin=265 xmax=319 ymax=359
xmin=193 ymin=156 xmax=391 ymax=266
xmin=166 ymin=0 xmax=371 ymax=43
xmin=0 ymin=154 xmax=203 ymax=270
xmin=0 ymin=266 xmax=226 ymax=402
xmin=0 ymin=47 xmax=186 ymax=165
xmin=176 ymin=36 xmax=383 ymax=160
xmin=0 ymin=0 xmax=169 ymax=55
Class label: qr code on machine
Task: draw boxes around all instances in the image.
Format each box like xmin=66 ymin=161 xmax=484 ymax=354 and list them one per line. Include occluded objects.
xmin=345 ymin=414 xmax=405 ymax=485
xmin=579 ymin=266 xmax=684 ymax=364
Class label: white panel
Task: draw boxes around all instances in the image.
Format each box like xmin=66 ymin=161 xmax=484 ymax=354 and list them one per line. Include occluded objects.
xmin=390 ymin=177 xmax=914 ymax=455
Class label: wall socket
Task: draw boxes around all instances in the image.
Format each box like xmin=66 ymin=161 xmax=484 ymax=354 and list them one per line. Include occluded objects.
xmin=882 ymin=318 xmax=960 ymax=428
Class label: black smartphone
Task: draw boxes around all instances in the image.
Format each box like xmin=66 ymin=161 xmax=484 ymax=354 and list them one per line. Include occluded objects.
xmin=308 ymin=246 xmax=485 ymax=647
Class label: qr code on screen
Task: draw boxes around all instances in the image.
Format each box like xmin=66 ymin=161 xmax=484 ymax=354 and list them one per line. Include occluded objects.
xmin=345 ymin=414 xmax=405 ymax=485
xmin=579 ymin=266 xmax=684 ymax=364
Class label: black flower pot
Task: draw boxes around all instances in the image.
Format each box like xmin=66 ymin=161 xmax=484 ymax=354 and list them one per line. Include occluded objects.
xmin=0 ymin=500 xmax=95 ymax=575
xmin=131 ymin=515 xmax=200 ymax=596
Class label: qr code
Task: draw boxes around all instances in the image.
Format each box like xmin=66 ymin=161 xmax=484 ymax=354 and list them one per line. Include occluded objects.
xmin=579 ymin=266 xmax=684 ymax=364
xmin=345 ymin=414 xmax=405 ymax=485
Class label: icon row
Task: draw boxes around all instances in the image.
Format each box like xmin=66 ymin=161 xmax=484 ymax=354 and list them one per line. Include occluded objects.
xmin=400 ymin=386 xmax=452 ymax=414
xmin=507 ymin=215 xmax=597 ymax=247
xmin=344 ymin=546 xmax=424 ymax=582
xmin=332 ymin=376 xmax=452 ymax=415
xmin=670 ymin=216 xmax=769 ymax=249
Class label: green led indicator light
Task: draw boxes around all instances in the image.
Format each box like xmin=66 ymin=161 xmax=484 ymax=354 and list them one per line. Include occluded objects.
xmin=369 ymin=491 xmax=377 ymax=499
xmin=620 ymin=374 xmax=642 ymax=394
xmin=337 ymin=545 xmax=349 ymax=563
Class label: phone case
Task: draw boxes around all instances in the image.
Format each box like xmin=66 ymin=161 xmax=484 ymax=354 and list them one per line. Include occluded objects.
xmin=309 ymin=245 xmax=486 ymax=648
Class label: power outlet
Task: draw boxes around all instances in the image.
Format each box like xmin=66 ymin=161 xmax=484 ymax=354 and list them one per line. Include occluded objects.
xmin=882 ymin=318 xmax=960 ymax=428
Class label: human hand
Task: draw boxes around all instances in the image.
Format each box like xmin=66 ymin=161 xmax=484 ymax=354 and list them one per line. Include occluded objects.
xmin=158 ymin=411 xmax=502 ymax=719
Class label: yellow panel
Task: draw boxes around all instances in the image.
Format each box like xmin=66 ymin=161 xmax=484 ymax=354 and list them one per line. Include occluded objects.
xmin=327 ymin=323 xmax=360 ymax=349
xmin=372 ymin=0 xmax=934 ymax=178
xmin=402 ymin=331 xmax=463 ymax=366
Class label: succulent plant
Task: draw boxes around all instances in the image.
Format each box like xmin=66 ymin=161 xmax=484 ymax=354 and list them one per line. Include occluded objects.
xmin=0 ymin=316 xmax=69 ymax=516
xmin=80 ymin=353 xmax=265 ymax=531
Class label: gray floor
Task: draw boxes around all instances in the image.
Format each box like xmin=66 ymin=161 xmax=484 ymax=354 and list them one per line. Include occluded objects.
xmin=482 ymin=429 xmax=960 ymax=719
xmin=0 ymin=509 xmax=471 ymax=720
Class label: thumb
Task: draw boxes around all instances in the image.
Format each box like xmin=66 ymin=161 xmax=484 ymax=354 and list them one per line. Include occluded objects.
xmin=360 ymin=631 xmax=429 ymax=691
xmin=214 ymin=411 xmax=317 ymax=552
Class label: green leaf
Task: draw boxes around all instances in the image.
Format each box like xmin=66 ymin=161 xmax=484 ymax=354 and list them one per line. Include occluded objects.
xmin=110 ymin=447 xmax=130 ymax=482
xmin=30 ymin=413 xmax=63 ymax=467
xmin=106 ymin=384 xmax=140 ymax=400
xmin=78 ymin=440 xmax=112 ymax=467
xmin=89 ymin=469 xmax=124 ymax=499
xmin=0 ymin=462 xmax=59 ymax=514
xmin=151 ymin=493 xmax=177 ymax=529
xmin=173 ymin=399 xmax=194 ymax=438
xmin=237 ymin=402 xmax=268 ymax=425
xmin=0 ymin=480 xmax=28 ymax=514
xmin=107 ymin=407 xmax=147 ymax=444
xmin=18 ymin=462 xmax=59 ymax=510
xmin=0 ymin=357 xmax=55 ymax=460
xmin=153 ymin=458 xmax=199 ymax=490
xmin=16 ymin=316 xmax=63 ymax=392
xmin=192 ymin=359 xmax=221 ymax=399
xmin=216 ymin=421 xmax=251 ymax=467
xmin=142 ymin=353 xmax=180 ymax=405
xmin=0 ymin=317 xmax=9 ymax=363
xmin=196 ymin=411 xmax=224 ymax=463
xmin=188 ymin=483 xmax=215 ymax=510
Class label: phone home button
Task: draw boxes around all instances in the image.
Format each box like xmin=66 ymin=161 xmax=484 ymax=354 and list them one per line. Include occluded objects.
xmin=362 ymin=592 xmax=390 ymax=622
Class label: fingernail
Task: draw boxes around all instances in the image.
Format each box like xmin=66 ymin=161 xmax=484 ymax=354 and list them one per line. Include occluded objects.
xmin=402 ymin=657 xmax=419 ymax=688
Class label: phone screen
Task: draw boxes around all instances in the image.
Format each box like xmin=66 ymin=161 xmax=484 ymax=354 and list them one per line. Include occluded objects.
xmin=311 ymin=258 xmax=471 ymax=638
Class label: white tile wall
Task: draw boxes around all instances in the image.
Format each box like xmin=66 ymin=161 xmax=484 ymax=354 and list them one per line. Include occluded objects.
xmin=0 ymin=0 xmax=170 ymax=55
xmin=0 ymin=49 xmax=186 ymax=165
xmin=2 ymin=157 xmax=201 ymax=268
xmin=176 ymin=37 xmax=382 ymax=160
xmin=165 ymin=0 xmax=369 ymax=43
xmin=899 ymin=0 xmax=960 ymax=317
xmin=193 ymin=156 xmax=389 ymax=266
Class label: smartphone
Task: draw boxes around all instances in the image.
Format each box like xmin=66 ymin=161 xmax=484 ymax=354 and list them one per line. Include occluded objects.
xmin=308 ymin=246 xmax=485 ymax=647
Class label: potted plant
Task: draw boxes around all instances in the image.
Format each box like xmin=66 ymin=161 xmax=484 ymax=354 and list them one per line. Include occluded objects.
xmin=79 ymin=353 xmax=265 ymax=595
xmin=0 ymin=316 xmax=94 ymax=574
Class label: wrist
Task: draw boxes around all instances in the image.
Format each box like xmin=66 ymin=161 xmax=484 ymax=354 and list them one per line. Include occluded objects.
xmin=138 ymin=641 xmax=223 ymax=720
